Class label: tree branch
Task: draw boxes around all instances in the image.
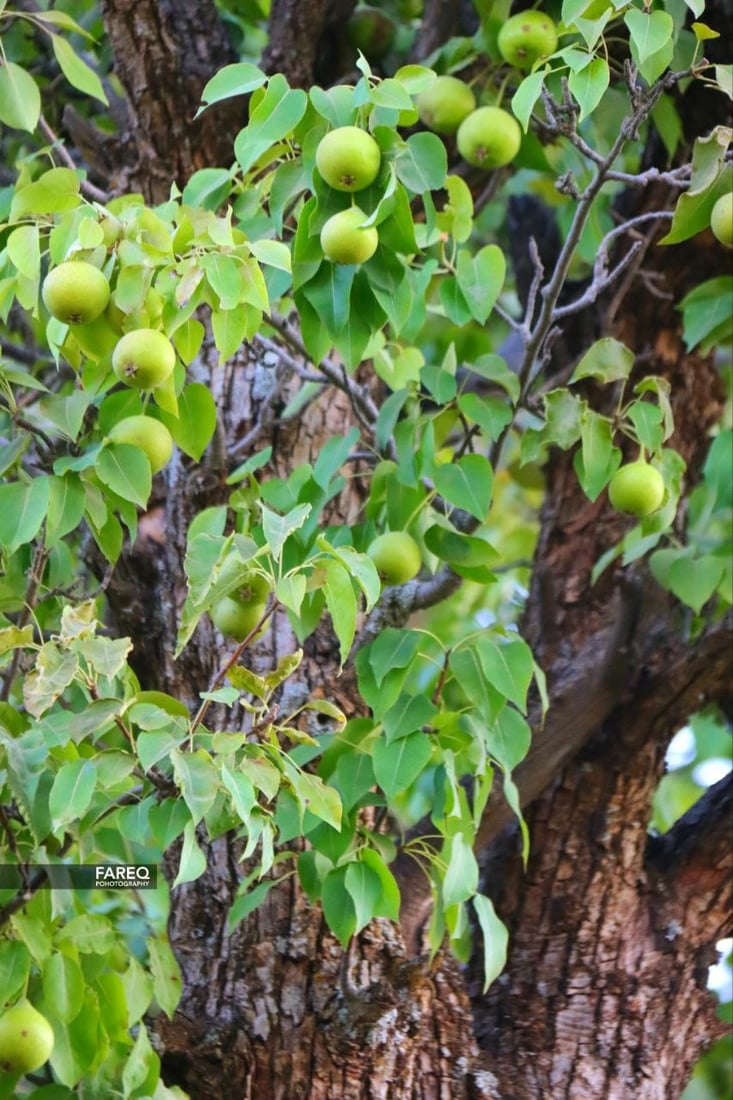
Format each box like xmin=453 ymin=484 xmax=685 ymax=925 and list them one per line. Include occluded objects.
xmin=647 ymin=772 xmax=733 ymax=946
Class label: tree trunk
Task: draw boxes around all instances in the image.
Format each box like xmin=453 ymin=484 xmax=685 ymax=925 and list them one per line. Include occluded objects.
xmin=87 ymin=2 xmax=732 ymax=1097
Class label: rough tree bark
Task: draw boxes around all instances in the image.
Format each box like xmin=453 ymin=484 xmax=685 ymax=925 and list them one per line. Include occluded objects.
xmin=81 ymin=0 xmax=733 ymax=1097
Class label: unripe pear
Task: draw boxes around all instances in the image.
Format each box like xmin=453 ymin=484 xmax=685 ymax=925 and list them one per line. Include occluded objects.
xmin=320 ymin=207 xmax=379 ymax=264
xmin=112 ymin=329 xmax=176 ymax=390
xmin=608 ymin=461 xmax=665 ymax=516
xmin=0 ymin=1000 xmax=55 ymax=1075
xmin=367 ymin=531 xmax=422 ymax=585
xmin=346 ymin=6 xmax=397 ymax=61
xmin=456 ymin=106 xmax=522 ymax=169
xmin=711 ymin=192 xmax=733 ymax=248
xmin=42 ymin=261 xmax=110 ymax=325
xmin=417 ymin=75 xmax=476 ymax=134
xmin=315 ymin=127 xmax=381 ymax=192
xmin=210 ymin=575 xmax=270 ymax=641
xmin=107 ymin=415 xmax=174 ymax=473
xmin=498 ymin=10 xmax=558 ymax=71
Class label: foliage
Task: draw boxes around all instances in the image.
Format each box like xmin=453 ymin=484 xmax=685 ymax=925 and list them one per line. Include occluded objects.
xmin=0 ymin=0 xmax=730 ymax=1093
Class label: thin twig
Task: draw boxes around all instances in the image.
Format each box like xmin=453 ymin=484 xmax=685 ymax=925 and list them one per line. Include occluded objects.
xmin=38 ymin=114 xmax=109 ymax=203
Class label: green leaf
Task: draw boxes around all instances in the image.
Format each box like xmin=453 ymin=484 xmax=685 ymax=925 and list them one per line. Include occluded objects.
xmin=182 ymin=168 xmax=235 ymax=210
xmin=0 ymin=476 xmax=50 ymax=553
xmin=368 ymin=628 xmax=422 ymax=687
xmin=23 ymin=643 xmax=78 ymax=718
xmin=477 ymin=634 xmax=534 ymax=714
xmin=171 ymin=748 xmax=219 ymax=825
xmin=624 ymin=9 xmax=673 ymax=64
xmin=211 ymin=305 xmax=253 ymax=360
xmin=574 ymin=410 xmax=618 ymax=501
xmin=0 ymin=941 xmax=31 ymax=1004
xmin=660 ymin=131 xmax=732 ymax=246
xmin=382 ymin=693 xmax=438 ymax=743
xmin=49 ymin=759 xmax=97 ymax=829
xmin=568 ymin=57 xmax=609 ymax=122
xmin=434 ymin=454 xmax=493 ymax=521
xmin=159 ymin=383 xmax=217 ymax=461
xmin=234 ymin=75 xmax=308 ymax=174
xmin=197 ymin=62 xmax=267 ymax=115
xmin=359 ymin=848 xmax=401 ymax=920
xmin=147 ymin=938 xmax=183 ymax=1020
xmin=289 ymin=766 xmax=342 ymax=830
xmin=650 ymin=548 xmax=725 ymax=613
xmin=455 ymin=245 xmax=505 ymax=323
xmin=570 ymin=338 xmax=635 ymax=384
xmin=51 ymin=34 xmax=108 ymax=104
xmin=321 ymin=865 xmax=357 ymax=945
xmin=464 ymin=353 xmax=520 ymax=404
xmin=680 ymin=276 xmax=733 ymax=352
xmin=10 ymin=167 xmax=81 ymax=218
xmin=628 ymin=401 xmax=663 ymax=454
xmin=7 ymin=223 xmax=41 ymax=282
xmin=511 ymin=69 xmax=546 ymax=132
xmin=344 ymin=860 xmax=383 ymax=934
xmin=442 ymin=830 xmax=478 ymax=908
xmin=394 ymin=132 xmax=447 ymax=192
xmin=301 ymin=261 xmax=355 ymax=338
xmin=486 ymin=705 xmax=532 ymax=771
xmin=373 ymin=729 xmax=432 ymax=798
xmin=261 ymin=501 xmax=311 ymax=559
xmin=39 ymin=390 xmax=92 ymax=441
xmin=97 ymin=444 xmax=152 ymax=509
xmin=542 ymin=389 xmax=585 ymax=449
xmin=333 ymin=748 xmax=377 ymax=812
xmin=472 ymin=893 xmax=509 ymax=993
xmin=122 ymin=1020 xmax=159 ymax=1096
xmin=46 ymin=476 xmax=86 ymax=546
xmin=423 ymin=526 xmax=498 ymax=581
xmin=457 ymin=392 xmax=513 ymax=441
xmin=43 ymin=953 xmax=85 ymax=1023
xmin=0 ymin=61 xmax=41 ymax=131
xmin=228 ymin=880 xmax=276 ymax=932
xmin=319 ymin=541 xmax=381 ymax=612
xmin=449 ymin=645 xmax=504 ymax=723
xmin=323 ymin=557 xmax=357 ymax=665
xmin=172 ymin=819 xmax=207 ymax=888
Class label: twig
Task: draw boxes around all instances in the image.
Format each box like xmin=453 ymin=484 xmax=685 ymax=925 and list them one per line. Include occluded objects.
xmin=189 ymin=599 xmax=280 ymax=738
xmin=38 ymin=114 xmax=109 ymax=204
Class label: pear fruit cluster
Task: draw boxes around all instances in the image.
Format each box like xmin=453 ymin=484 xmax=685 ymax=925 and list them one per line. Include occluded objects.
xmin=315 ymin=126 xmax=383 ymax=265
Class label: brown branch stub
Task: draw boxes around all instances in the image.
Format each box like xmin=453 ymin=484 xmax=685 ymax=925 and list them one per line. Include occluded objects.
xmin=647 ymin=772 xmax=733 ymax=947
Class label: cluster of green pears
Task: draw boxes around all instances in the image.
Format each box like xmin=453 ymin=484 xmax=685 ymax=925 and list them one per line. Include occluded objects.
xmin=42 ymin=259 xmax=176 ymax=473
xmin=315 ymin=8 xmax=562 ymax=266
xmin=416 ymin=10 xmax=558 ymax=169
